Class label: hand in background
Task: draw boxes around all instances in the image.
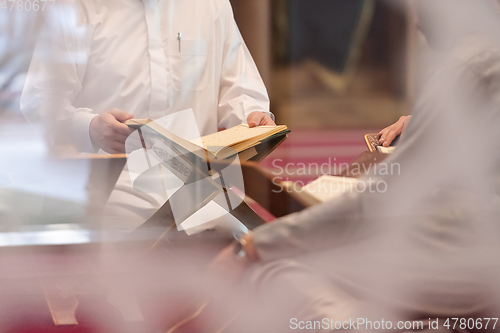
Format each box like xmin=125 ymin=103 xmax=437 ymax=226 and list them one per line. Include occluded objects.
xmin=89 ymin=109 xmax=135 ymax=154
xmin=379 ymin=115 xmax=412 ymax=147
xmin=247 ymin=111 xmax=276 ymax=127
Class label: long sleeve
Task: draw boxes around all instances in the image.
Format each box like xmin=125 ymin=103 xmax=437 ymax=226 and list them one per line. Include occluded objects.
xmin=20 ymin=3 xmax=96 ymax=152
xmin=252 ymin=36 xmax=500 ymax=264
xmin=251 ymin=192 xmax=380 ymax=262
xmin=215 ymin=0 xmax=273 ymax=129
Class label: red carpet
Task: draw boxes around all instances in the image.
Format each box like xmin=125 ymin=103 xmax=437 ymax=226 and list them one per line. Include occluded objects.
xmin=259 ymin=128 xmax=375 ymax=184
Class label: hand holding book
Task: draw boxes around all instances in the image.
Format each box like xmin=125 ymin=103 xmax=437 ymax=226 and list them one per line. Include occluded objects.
xmin=247 ymin=111 xmax=275 ymax=127
xmin=89 ymin=108 xmax=136 ymax=154
xmin=378 ymin=115 xmax=411 ymax=147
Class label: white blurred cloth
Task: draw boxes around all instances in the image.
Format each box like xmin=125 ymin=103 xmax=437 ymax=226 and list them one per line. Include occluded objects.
xmin=245 ymin=33 xmax=500 ymax=333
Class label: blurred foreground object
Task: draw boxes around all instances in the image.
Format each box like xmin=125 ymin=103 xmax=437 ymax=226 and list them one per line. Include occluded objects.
xmin=208 ymin=1 xmax=500 ymax=331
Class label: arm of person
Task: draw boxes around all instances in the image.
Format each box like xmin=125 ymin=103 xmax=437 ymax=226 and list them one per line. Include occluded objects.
xmin=216 ymin=0 xmax=275 ymax=128
xmin=20 ymin=5 xmax=134 ymax=154
xmin=209 ymin=191 xmax=372 ymax=282
xmin=378 ymin=115 xmax=412 ymax=147
xmin=245 ymin=192 xmax=370 ymax=262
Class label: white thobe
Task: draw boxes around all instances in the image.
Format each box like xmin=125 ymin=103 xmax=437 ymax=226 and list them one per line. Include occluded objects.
xmin=21 ymin=0 xmax=272 ymax=231
xmin=21 ymin=0 xmax=271 ymax=152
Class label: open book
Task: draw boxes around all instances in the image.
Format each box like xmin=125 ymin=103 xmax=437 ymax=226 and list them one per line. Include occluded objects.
xmin=124 ymin=119 xmax=289 ymax=242
xmin=283 ymin=175 xmax=358 ymax=205
xmin=126 ymin=119 xmax=290 ymax=162
xmin=302 ymin=175 xmax=358 ymax=202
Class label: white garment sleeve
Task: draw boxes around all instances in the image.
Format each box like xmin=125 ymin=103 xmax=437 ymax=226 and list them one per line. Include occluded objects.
xmin=252 ymin=192 xmax=373 ymax=262
xmin=216 ymin=0 xmax=274 ymax=129
xmin=20 ymin=4 xmax=96 ymax=153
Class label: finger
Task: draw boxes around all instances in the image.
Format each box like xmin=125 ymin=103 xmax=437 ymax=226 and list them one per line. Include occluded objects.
xmin=378 ymin=128 xmax=391 ymax=143
xmin=104 ymin=133 xmax=129 ymax=147
xmin=383 ymin=129 xmax=399 ymax=147
xmin=114 ymin=131 xmax=135 ymax=142
xmin=378 ymin=126 xmax=390 ymax=136
xmin=102 ymin=112 xmax=135 ymax=136
xmin=113 ymin=122 xmax=136 ymax=136
xmin=383 ymin=122 xmax=405 ymax=146
xmin=260 ymin=115 xmax=276 ymax=126
xmin=247 ymin=112 xmax=264 ymax=128
xmin=108 ymin=109 xmax=134 ymax=122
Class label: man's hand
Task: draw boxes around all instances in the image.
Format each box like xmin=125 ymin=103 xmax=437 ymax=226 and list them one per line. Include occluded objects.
xmin=89 ymin=109 xmax=135 ymax=154
xmin=247 ymin=111 xmax=275 ymax=128
xmin=378 ymin=115 xmax=412 ymax=147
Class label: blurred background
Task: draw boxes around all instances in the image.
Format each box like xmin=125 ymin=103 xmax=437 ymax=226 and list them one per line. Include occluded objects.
xmin=230 ymin=0 xmax=417 ymax=183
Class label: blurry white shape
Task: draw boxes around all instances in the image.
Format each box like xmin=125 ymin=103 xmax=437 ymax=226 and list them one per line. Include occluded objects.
xmin=0 ymin=123 xmax=89 ymax=203
xmin=155 ymin=108 xmax=203 ymax=146
xmin=376 ymin=146 xmax=396 ymax=154
xmin=216 ymin=153 xmax=245 ymax=207
xmin=0 ymin=229 xmax=91 ymax=246
xmin=129 ymin=151 xmax=184 ymax=194
xmin=178 ymin=200 xmax=248 ymax=236
xmin=172 ymin=152 xmax=245 ymax=231
xmin=126 ymin=148 xmax=161 ymax=188
xmin=0 ymin=10 xmax=44 ymax=113
xmin=124 ymin=107 xmax=247 ymax=232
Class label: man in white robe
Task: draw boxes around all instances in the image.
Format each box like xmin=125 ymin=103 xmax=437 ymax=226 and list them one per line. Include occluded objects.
xmin=21 ymin=0 xmax=274 ymax=231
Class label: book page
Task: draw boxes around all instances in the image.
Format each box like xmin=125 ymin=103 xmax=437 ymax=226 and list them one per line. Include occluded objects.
xmin=302 ymin=175 xmax=358 ymax=202
xmin=199 ymin=124 xmax=282 ymax=150
xmin=141 ymin=121 xmax=211 ymax=160
xmin=376 ymin=146 xmax=396 ymax=154
xmin=125 ymin=119 xmax=153 ymax=127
